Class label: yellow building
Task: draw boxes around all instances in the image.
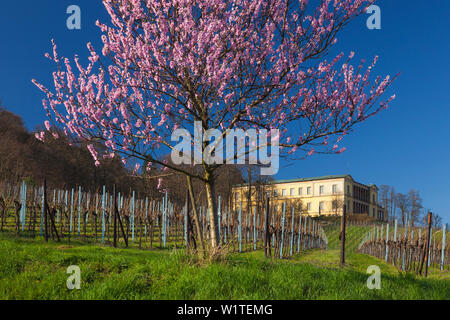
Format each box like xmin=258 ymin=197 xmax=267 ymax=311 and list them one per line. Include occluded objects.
xmin=232 ymin=174 xmax=387 ymax=221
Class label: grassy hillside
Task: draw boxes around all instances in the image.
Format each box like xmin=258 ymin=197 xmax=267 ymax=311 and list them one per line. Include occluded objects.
xmin=323 ymin=222 xmax=372 ymax=253
xmin=0 ymin=234 xmax=448 ymax=300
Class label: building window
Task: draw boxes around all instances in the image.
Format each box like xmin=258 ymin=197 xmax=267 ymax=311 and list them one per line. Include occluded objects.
xmin=290 ymin=188 xmax=295 ymax=196
xmin=274 ymin=190 xmax=278 ymax=197
xmin=307 ymin=187 xmax=312 ymax=195
xmin=372 ymin=194 xmax=376 ymax=203
xmin=298 ymin=187 xmax=303 ymax=195
xmin=282 ymin=189 xmax=286 ymax=196
xmin=306 ymin=202 xmax=311 ymax=211
xmin=236 ymin=192 xmax=239 ymax=200
xmin=319 ymin=201 xmax=324 ymax=213
xmin=319 ymin=185 xmax=324 ymax=195
xmin=347 ymin=201 xmax=350 ymax=212
xmin=373 ymin=208 xmax=375 ymax=217
xmin=332 ymin=184 xmax=337 ymax=194
xmin=347 ymin=185 xmax=350 ymax=195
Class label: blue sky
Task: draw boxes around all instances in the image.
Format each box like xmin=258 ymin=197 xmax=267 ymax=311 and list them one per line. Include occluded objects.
xmin=0 ymin=1 xmax=449 ymax=224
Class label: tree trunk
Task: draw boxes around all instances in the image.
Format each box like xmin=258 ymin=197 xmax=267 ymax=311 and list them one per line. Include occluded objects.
xmin=186 ymin=175 xmax=206 ymax=257
xmin=204 ymin=170 xmax=219 ymax=250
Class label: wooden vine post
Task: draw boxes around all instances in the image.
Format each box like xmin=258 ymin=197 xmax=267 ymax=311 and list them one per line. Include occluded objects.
xmin=340 ymin=204 xmax=347 ymax=267
xmin=280 ymin=202 xmax=286 ymax=259
xmin=43 ymin=179 xmax=48 ymax=242
xmin=113 ymin=185 xmax=117 ymax=248
xmin=423 ymin=212 xmax=433 ymax=277
xmin=184 ymin=189 xmax=189 ymax=250
xmin=441 ymin=224 xmax=447 ymax=271
xmin=290 ymin=206 xmax=295 ymax=256
xmin=264 ymin=196 xmax=270 ymax=258
xmin=238 ymin=204 xmax=242 ymax=253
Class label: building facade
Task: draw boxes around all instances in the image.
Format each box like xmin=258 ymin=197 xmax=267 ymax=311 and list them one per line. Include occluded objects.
xmin=232 ymin=174 xmax=387 ymax=221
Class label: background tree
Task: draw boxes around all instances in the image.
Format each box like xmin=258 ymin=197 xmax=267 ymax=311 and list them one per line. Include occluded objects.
xmin=33 ymin=0 xmax=396 ymax=253
xmin=0 ymin=104 xmax=29 ymax=183
xmin=379 ymin=184 xmax=392 ymax=220
xmin=431 ymin=213 xmax=443 ymax=229
xmin=331 ymin=193 xmax=344 ymax=216
xmin=395 ymin=192 xmax=409 ymax=227
xmin=407 ymin=189 xmax=423 ymax=227
xmin=389 ymin=186 xmax=396 ymax=223
xmin=239 ymin=164 xmax=274 ymax=214
xmin=0 ymin=104 xmax=139 ymax=192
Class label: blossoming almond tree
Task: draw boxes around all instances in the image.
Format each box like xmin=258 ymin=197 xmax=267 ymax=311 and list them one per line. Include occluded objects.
xmin=33 ymin=0 xmax=396 ymax=253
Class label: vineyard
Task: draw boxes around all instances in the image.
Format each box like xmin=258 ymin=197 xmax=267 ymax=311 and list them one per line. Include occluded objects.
xmin=359 ymin=214 xmax=449 ymax=275
xmin=323 ymin=221 xmax=373 ymax=253
xmin=1 ymin=180 xmax=449 ymax=271
xmin=0 ymin=180 xmax=328 ymax=258
xmin=1 ymin=179 xmax=449 ymax=300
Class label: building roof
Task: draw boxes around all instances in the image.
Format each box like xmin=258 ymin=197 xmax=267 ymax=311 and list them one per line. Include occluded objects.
xmin=234 ymin=174 xmax=380 ymax=189
xmin=234 ymin=174 xmax=351 ymax=187
xmin=265 ymin=174 xmax=350 ymax=184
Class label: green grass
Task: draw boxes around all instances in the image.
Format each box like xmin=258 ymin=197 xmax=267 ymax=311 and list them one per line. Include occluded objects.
xmin=0 ymin=234 xmax=448 ymax=300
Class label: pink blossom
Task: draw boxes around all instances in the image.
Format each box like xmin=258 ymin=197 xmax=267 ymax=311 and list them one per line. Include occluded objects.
xmin=44 ymin=121 xmax=51 ymax=131
xmin=31 ymin=0 xmax=395 ymax=168
xmin=87 ymin=144 xmax=98 ymax=161
xmin=35 ymin=132 xmax=45 ymax=142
